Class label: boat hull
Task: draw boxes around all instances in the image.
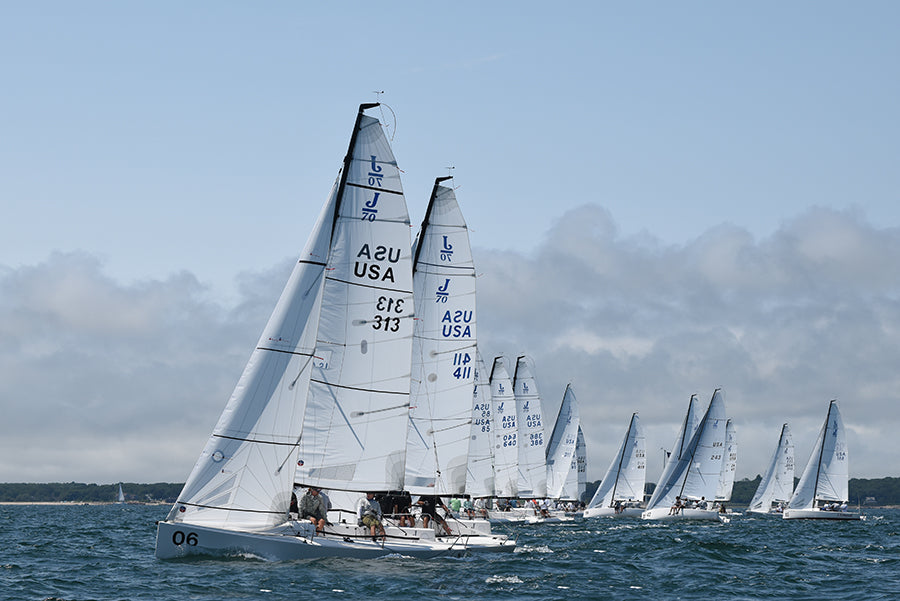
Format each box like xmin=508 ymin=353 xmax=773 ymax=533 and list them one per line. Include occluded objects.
xmin=641 ymin=507 xmax=723 ymax=521
xmin=782 ymin=508 xmax=861 ymax=520
xmin=155 ymin=519 xmax=507 ymax=560
xmin=583 ymin=506 xmax=643 ymax=518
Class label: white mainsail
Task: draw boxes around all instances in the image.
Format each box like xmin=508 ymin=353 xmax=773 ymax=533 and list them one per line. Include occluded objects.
xmin=787 ymin=400 xmax=849 ymax=511
xmin=586 ymin=413 xmax=645 ymax=510
xmin=748 ymin=423 xmax=794 ymax=513
xmin=560 ymin=426 xmax=587 ymax=502
xmin=512 ymin=356 xmax=547 ymax=498
xmin=489 ymin=357 xmax=519 ymax=498
xmin=545 ymin=385 xmax=580 ymax=500
xmin=649 ymin=394 xmax=700 ymax=508
xmin=715 ymin=419 xmax=737 ymax=502
xmin=404 ymin=178 xmax=476 ymax=496
xmin=466 ymin=350 xmax=495 ymax=497
xmin=294 ymin=110 xmax=415 ymax=493
xmin=645 ymin=389 xmax=727 ymax=512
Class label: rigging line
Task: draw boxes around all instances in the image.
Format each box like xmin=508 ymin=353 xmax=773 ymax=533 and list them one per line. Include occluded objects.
xmin=350 ymin=402 xmax=411 ymax=417
xmin=345 ymin=181 xmax=404 ymax=196
xmin=426 ymin=419 xmax=473 ymax=435
xmin=211 ymin=434 xmax=301 ymax=447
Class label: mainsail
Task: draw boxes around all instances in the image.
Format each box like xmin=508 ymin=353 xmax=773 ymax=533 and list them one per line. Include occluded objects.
xmin=545 ymin=385 xmax=580 ymax=500
xmin=586 ymin=413 xmax=645 ymax=510
xmin=489 ymin=357 xmax=519 ymax=498
xmin=715 ymin=419 xmax=737 ymax=502
xmin=294 ymin=108 xmax=415 ymax=493
xmin=512 ymin=356 xmax=547 ymax=498
xmin=466 ymin=350 xmax=495 ymax=497
xmin=787 ymin=400 xmax=849 ymax=510
xmin=405 ymin=177 xmax=476 ymax=496
xmin=748 ymin=423 xmax=794 ymax=513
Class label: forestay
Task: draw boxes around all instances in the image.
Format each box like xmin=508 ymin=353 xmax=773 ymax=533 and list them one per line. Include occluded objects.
xmin=405 ymin=178 xmax=476 ymax=496
xmin=295 ymin=112 xmax=414 ymax=493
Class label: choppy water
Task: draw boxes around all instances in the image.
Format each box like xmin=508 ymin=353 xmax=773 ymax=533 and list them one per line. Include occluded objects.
xmin=1 ymin=504 xmax=898 ymax=600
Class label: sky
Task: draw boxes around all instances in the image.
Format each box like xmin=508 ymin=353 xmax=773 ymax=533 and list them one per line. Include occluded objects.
xmin=1 ymin=2 xmax=899 ymax=487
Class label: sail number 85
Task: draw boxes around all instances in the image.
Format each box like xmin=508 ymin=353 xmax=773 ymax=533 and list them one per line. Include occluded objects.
xmin=172 ymin=530 xmax=199 ymax=546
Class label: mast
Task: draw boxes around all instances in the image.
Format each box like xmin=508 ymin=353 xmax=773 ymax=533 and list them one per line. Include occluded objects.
xmin=330 ymin=102 xmax=380 ymax=238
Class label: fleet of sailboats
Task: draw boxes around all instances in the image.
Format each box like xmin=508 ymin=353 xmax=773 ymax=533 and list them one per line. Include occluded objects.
xmin=153 ymin=103 xmax=862 ymax=561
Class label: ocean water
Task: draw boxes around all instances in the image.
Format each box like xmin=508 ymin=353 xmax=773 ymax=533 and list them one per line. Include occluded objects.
xmin=1 ymin=504 xmax=898 ymax=601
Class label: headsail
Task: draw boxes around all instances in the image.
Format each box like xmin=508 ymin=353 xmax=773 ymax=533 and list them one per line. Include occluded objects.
xmin=545 ymin=385 xmax=581 ymax=500
xmin=560 ymin=426 xmax=587 ymax=501
xmin=512 ymin=356 xmax=547 ymax=498
xmin=295 ymin=107 xmax=414 ymax=493
xmin=405 ymin=178 xmax=476 ymax=496
xmin=489 ymin=357 xmax=519 ymax=498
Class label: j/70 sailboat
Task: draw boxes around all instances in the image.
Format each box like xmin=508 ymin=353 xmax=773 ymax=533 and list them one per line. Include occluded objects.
xmin=783 ymin=400 xmax=859 ymax=521
xmin=583 ymin=413 xmax=645 ymax=518
xmin=747 ymin=423 xmax=794 ymax=515
xmin=155 ymin=104 xmax=506 ymax=560
xmin=642 ymin=389 xmax=727 ymax=521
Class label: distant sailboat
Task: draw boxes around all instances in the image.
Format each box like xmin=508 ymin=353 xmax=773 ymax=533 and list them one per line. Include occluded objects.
xmin=747 ymin=423 xmax=794 ymax=515
xmin=583 ymin=413 xmax=645 ymax=518
xmin=116 ymin=484 xmax=125 ymax=504
xmin=545 ymin=385 xmax=581 ymax=501
xmin=642 ymin=389 xmax=727 ymax=521
xmin=783 ymin=401 xmax=859 ymax=520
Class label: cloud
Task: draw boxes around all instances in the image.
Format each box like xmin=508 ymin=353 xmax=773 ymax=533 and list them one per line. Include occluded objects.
xmin=474 ymin=205 xmax=900 ymax=482
xmin=1 ymin=206 xmax=898 ymax=485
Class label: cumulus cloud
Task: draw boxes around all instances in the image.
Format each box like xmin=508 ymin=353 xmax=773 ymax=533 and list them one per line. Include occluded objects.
xmin=1 ymin=206 xmax=898 ymax=484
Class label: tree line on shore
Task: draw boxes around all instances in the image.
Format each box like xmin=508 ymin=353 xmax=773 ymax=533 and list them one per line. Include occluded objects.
xmin=1 ymin=477 xmax=898 ymax=505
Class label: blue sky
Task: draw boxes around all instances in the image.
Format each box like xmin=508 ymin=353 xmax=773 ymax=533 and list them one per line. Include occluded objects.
xmin=1 ymin=2 xmax=899 ymax=485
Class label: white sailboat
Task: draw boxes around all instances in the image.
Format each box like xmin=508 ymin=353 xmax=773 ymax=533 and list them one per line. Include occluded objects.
xmin=747 ymin=423 xmax=794 ymax=515
xmin=559 ymin=426 xmax=587 ymax=503
xmin=512 ymin=355 xmax=548 ymax=498
xmin=642 ymin=389 xmax=727 ymax=521
xmin=485 ymin=356 xmax=527 ymax=522
xmin=715 ymin=419 xmax=737 ymax=505
xmin=545 ymin=385 xmax=580 ymax=501
xmin=783 ymin=400 xmax=859 ymax=520
xmin=583 ymin=413 xmax=645 ymax=518
xmin=156 ymin=104 xmax=503 ymax=560
xmin=116 ymin=484 xmax=125 ymax=504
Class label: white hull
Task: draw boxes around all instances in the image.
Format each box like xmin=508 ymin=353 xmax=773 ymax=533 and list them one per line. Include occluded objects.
xmin=156 ymin=519 xmax=512 ymax=560
xmin=641 ymin=507 xmax=723 ymax=522
xmin=583 ymin=506 xmax=643 ymax=518
xmin=783 ymin=508 xmax=860 ymax=520
xmin=524 ymin=511 xmax=574 ymax=524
